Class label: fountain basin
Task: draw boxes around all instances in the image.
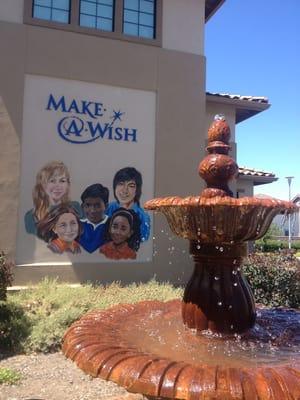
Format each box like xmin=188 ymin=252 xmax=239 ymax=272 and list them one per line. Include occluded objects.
xmin=63 ymin=299 xmax=300 ymax=399
xmin=145 ymin=196 xmax=296 ymax=243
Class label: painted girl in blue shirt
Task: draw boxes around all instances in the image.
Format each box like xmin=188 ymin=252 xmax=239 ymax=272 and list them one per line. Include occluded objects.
xmin=106 ymin=167 xmax=150 ymax=242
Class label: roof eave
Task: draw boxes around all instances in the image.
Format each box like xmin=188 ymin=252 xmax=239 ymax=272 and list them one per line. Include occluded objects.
xmin=205 ymin=0 xmax=226 ymax=22
xmin=206 ymin=93 xmax=270 ymax=124
xmin=239 ymin=175 xmax=278 ymax=186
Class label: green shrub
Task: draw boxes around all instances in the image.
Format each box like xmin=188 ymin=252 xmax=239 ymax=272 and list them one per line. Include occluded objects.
xmin=255 ymin=239 xmax=300 ymax=252
xmin=0 ymin=367 xmax=21 ymax=385
xmin=243 ymin=253 xmax=300 ymax=308
xmin=0 ymin=252 xmax=14 ymax=301
xmin=6 ymin=278 xmax=182 ymax=353
xmin=0 ymin=301 xmax=32 ymax=353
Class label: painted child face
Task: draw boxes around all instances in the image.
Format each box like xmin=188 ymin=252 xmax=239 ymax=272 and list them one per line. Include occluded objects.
xmin=44 ymin=173 xmax=69 ymax=204
xmin=53 ymin=213 xmax=79 ymax=243
xmin=82 ymin=197 xmax=105 ymax=224
xmin=110 ymin=215 xmax=132 ymax=245
xmin=115 ymin=180 xmax=136 ymax=208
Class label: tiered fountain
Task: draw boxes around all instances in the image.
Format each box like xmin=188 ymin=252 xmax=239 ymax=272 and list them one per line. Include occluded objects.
xmin=63 ymin=116 xmax=300 ymax=399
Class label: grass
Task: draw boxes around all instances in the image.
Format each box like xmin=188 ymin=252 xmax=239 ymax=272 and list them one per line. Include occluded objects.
xmin=3 ymin=278 xmax=182 ymax=354
xmin=0 ymin=367 xmax=21 ymax=385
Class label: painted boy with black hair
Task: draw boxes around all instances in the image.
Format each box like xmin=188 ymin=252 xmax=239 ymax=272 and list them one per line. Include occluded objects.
xmin=79 ymin=183 xmax=109 ymax=253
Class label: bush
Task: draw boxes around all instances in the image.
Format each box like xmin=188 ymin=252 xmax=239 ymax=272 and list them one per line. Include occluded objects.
xmin=243 ymin=253 xmax=300 ymax=308
xmin=0 ymin=252 xmax=14 ymax=301
xmin=255 ymin=239 xmax=300 ymax=253
xmin=5 ymin=278 xmax=182 ymax=353
xmin=0 ymin=301 xmax=32 ymax=353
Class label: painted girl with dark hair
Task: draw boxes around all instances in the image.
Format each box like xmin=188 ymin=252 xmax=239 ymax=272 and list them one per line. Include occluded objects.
xmin=99 ymin=208 xmax=141 ymax=260
xmin=37 ymin=204 xmax=82 ymax=254
xmin=106 ymin=167 xmax=150 ymax=242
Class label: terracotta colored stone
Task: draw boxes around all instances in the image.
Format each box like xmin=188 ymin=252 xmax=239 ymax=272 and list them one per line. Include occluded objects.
xmin=63 ymin=115 xmax=299 ymax=399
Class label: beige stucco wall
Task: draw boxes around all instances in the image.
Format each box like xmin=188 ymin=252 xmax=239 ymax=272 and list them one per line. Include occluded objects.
xmin=162 ymin=0 xmax=205 ymax=55
xmin=236 ymin=179 xmax=254 ymax=197
xmin=0 ymin=98 xmax=20 ymax=257
xmin=0 ymin=13 xmax=206 ymax=285
xmin=0 ymin=0 xmax=24 ymax=23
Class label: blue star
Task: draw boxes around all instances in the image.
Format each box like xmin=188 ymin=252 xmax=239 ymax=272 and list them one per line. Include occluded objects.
xmin=110 ymin=110 xmax=125 ymax=126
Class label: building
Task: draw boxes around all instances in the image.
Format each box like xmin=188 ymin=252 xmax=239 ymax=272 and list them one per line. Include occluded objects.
xmin=0 ymin=0 xmax=272 ymax=286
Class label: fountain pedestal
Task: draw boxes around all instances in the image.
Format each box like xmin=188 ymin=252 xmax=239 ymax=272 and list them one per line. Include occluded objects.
xmin=182 ymin=242 xmax=256 ymax=333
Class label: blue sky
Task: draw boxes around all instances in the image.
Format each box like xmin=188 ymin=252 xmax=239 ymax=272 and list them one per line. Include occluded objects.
xmin=205 ymin=0 xmax=300 ymax=200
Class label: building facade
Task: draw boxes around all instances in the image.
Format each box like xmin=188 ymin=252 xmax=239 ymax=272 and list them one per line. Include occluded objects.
xmin=1 ymin=0 xmax=228 ymax=285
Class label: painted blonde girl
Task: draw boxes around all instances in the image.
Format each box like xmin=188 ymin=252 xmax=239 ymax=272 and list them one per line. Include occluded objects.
xmin=24 ymin=161 xmax=81 ymax=234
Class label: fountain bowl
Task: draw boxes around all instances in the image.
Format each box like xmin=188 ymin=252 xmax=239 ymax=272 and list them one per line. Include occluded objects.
xmin=63 ymin=299 xmax=300 ymax=399
xmin=145 ymin=195 xmax=296 ymax=243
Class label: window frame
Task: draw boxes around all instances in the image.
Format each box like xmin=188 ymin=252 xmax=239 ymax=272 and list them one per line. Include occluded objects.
xmin=24 ymin=0 xmax=162 ymax=47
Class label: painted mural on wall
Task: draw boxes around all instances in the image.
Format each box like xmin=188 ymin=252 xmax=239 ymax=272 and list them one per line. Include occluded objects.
xmin=17 ymin=75 xmax=155 ymax=265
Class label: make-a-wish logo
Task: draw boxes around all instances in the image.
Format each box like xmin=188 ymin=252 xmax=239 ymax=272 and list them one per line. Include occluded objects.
xmin=46 ymin=94 xmax=138 ymax=144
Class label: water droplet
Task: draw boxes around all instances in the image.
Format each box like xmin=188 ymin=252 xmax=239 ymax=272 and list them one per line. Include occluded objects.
xmin=153 ymin=236 xmax=156 ymax=240
xmin=169 ymin=261 xmax=172 ymax=265
xmin=196 ymin=244 xmax=201 ymax=249
xmin=232 ymin=270 xmax=237 ymax=275
xmin=233 ymin=282 xmax=238 ymax=287
xmin=219 ymin=246 xmax=224 ymax=252
xmin=228 ymin=305 xmax=233 ymax=310
xmin=214 ymin=276 xmax=220 ymax=281
xmin=217 ymin=301 xmax=222 ymax=306
xmin=230 ymin=325 xmax=234 ymax=330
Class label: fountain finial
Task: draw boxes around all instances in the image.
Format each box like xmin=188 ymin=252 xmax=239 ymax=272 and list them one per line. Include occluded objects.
xmin=199 ymin=114 xmax=238 ymax=198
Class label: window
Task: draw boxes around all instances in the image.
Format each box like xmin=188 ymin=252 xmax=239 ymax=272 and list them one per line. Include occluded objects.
xmin=123 ymin=0 xmax=156 ymax=39
xmin=32 ymin=0 xmax=70 ymax=24
xmin=80 ymin=0 xmax=114 ymax=32
xmin=25 ymin=0 xmax=162 ymax=46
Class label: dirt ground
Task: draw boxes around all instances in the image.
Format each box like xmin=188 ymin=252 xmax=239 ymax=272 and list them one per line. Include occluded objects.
xmin=0 ymin=352 xmax=145 ymax=400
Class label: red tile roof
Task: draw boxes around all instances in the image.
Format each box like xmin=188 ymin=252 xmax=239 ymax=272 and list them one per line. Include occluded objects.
xmin=239 ymin=167 xmax=275 ymax=178
xmin=206 ymin=92 xmax=269 ymax=104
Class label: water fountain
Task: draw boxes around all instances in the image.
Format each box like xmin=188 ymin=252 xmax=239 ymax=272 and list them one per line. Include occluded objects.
xmin=63 ymin=116 xmax=300 ymax=399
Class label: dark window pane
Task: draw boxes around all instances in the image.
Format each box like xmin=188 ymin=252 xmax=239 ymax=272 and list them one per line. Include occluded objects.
xmin=123 ymin=22 xmax=138 ymax=36
xmin=52 ymin=9 xmax=69 ymax=23
xmin=140 ymin=12 xmax=153 ymax=26
xmin=123 ymin=0 xmax=156 ymax=39
xmin=33 ymin=0 xmax=70 ymax=23
xmin=80 ymin=1 xmax=97 ymax=15
xmin=124 ymin=9 xmax=138 ymax=23
xmin=80 ymin=14 xmax=96 ymax=27
xmin=97 ymin=4 xmax=113 ymax=18
xmin=33 ymin=6 xmax=51 ymax=20
xmin=99 ymin=0 xmax=114 ymax=5
xmin=34 ymin=0 xmax=51 ymax=6
xmin=53 ymin=0 xmax=70 ymax=10
xmin=96 ymin=17 xmax=113 ymax=31
xmin=140 ymin=0 xmax=154 ymax=13
xmin=139 ymin=25 xmax=153 ymax=38
xmin=124 ymin=0 xmax=139 ymax=11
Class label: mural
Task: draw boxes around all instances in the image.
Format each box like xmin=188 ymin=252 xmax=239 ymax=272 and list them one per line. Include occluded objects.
xmin=23 ymin=163 xmax=150 ymax=260
xmin=17 ymin=75 xmax=155 ymax=264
